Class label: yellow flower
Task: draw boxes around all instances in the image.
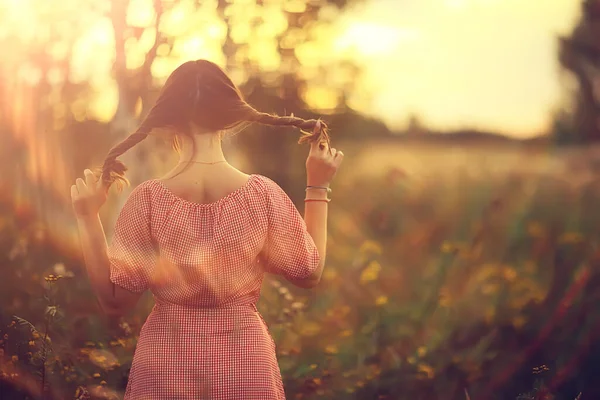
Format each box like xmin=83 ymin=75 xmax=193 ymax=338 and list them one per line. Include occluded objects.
xmin=375 ymin=296 xmax=388 ymax=306
xmin=11 ymin=355 xmax=18 ymax=362
xmin=29 ymin=340 xmax=35 ymax=346
xmin=441 ymin=241 xmax=460 ymax=254
xmin=417 ymin=346 xmax=427 ymax=357
xmin=512 ymin=316 xmax=527 ymax=329
xmin=324 ymin=345 xmax=339 ymax=355
xmin=93 ymin=373 xmax=101 ymax=378
xmin=502 ymin=267 xmax=517 ymax=282
xmin=417 ymin=363 xmax=435 ymax=379
xmin=360 ymin=260 xmax=381 ymax=284
xmin=340 ymin=329 xmax=353 ymax=337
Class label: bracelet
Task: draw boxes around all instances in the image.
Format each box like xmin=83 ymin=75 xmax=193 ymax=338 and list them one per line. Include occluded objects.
xmin=304 ymin=198 xmax=331 ymax=203
xmin=306 ymin=186 xmax=332 ymax=194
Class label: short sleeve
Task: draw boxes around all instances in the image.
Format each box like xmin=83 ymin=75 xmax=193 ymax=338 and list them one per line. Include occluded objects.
xmin=260 ymin=177 xmax=321 ymax=281
xmin=107 ymin=183 xmax=157 ymax=293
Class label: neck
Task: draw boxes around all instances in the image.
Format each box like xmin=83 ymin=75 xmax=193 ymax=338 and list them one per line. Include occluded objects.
xmin=178 ymin=132 xmax=225 ymax=163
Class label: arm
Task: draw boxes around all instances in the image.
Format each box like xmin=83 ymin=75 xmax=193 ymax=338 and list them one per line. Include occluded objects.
xmin=76 ymin=214 xmax=142 ymax=315
xmin=299 ymin=190 xmax=328 ymax=288
xmin=298 ymin=135 xmax=343 ymax=288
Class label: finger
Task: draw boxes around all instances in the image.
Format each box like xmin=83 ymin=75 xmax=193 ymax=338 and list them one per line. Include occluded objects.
xmin=313 ymin=120 xmax=321 ymax=134
xmin=334 ymin=150 xmax=344 ymax=166
xmin=84 ymin=169 xmax=96 ymax=189
xmin=75 ymin=178 xmax=88 ymax=195
xmin=311 ymin=140 xmax=328 ymax=155
xmin=70 ymin=185 xmax=78 ymax=200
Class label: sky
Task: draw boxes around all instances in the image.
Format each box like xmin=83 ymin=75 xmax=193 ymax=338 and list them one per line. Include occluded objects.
xmin=334 ymin=0 xmax=582 ymax=137
xmin=0 ymin=0 xmax=584 ymax=139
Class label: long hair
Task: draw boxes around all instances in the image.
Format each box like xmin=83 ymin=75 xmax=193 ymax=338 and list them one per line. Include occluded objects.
xmin=100 ymin=59 xmax=330 ymax=191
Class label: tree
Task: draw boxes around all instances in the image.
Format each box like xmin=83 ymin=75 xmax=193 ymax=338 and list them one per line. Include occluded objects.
xmin=558 ymin=0 xmax=600 ymax=143
xmin=0 ymin=0 xmax=364 ymax=244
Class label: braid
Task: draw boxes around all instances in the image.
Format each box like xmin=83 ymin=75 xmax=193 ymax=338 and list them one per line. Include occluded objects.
xmin=253 ymin=112 xmax=331 ymax=149
xmin=100 ymin=129 xmax=150 ymax=192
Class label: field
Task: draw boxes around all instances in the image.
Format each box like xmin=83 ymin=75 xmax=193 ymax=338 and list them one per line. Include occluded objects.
xmin=1 ymin=140 xmax=600 ymax=399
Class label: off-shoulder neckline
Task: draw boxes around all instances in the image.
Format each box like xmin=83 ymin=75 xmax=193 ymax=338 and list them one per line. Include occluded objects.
xmin=150 ymin=174 xmax=259 ymax=207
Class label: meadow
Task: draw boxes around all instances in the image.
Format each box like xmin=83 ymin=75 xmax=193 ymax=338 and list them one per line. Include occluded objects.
xmin=1 ymin=140 xmax=599 ymax=399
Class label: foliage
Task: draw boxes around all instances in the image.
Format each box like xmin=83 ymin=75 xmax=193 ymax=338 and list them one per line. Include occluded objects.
xmin=556 ymin=0 xmax=600 ymax=144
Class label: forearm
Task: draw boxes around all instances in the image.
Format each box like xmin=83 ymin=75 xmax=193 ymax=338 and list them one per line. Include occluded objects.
xmin=76 ymin=214 xmax=121 ymax=312
xmin=303 ymin=189 xmax=328 ymax=282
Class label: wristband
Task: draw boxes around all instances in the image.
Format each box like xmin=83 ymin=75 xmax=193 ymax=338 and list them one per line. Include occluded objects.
xmin=306 ymin=186 xmax=332 ymax=193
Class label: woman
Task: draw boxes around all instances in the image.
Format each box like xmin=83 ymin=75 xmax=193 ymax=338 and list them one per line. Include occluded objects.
xmin=70 ymin=60 xmax=344 ymax=399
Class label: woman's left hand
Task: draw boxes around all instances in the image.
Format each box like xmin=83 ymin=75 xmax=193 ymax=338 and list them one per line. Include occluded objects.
xmin=71 ymin=169 xmax=108 ymax=218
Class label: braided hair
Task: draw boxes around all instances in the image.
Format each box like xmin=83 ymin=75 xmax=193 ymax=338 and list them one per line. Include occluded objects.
xmin=100 ymin=60 xmax=330 ymax=191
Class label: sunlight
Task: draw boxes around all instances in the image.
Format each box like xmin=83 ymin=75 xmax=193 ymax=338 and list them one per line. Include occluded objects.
xmin=127 ymin=0 xmax=155 ymax=28
xmin=334 ymin=22 xmax=418 ymax=57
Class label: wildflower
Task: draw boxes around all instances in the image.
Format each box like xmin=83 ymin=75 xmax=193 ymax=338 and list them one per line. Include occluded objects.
xmin=11 ymin=355 xmax=18 ymax=362
xmin=375 ymin=295 xmax=388 ymax=306
xmin=418 ymin=363 xmax=435 ymax=379
xmin=44 ymin=274 xmax=62 ymax=282
xmin=512 ymin=316 xmax=527 ymax=329
xmin=270 ymin=280 xmax=281 ymax=289
xmin=360 ymin=260 xmax=381 ymax=284
xmin=533 ymin=365 xmax=550 ymax=374
xmin=309 ymin=364 xmax=318 ymax=370
xmin=502 ymin=267 xmax=518 ymax=282
xmin=417 ymin=346 xmax=427 ymax=357
xmin=93 ymin=372 xmax=101 ymax=378
xmin=28 ymin=340 xmax=35 ymax=346
xmin=440 ymin=241 xmax=460 ymax=255
xmin=324 ymin=345 xmax=338 ymax=355
xmin=278 ymin=286 xmax=289 ymax=296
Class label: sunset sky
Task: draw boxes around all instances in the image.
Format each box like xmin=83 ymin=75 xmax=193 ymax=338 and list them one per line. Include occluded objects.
xmin=335 ymin=0 xmax=581 ymax=137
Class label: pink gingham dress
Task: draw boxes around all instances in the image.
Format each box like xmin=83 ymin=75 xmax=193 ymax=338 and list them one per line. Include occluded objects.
xmin=107 ymin=174 xmax=320 ymax=400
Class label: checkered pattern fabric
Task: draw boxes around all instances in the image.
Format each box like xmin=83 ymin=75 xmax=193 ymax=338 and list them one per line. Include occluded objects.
xmin=107 ymin=174 xmax=320 ymax=399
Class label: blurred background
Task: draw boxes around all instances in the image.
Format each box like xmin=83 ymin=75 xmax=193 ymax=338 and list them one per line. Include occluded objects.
xmin=1 ymin=0 xmax=600 ymax=399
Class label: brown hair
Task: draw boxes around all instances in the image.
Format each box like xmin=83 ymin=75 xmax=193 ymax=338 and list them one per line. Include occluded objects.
xmin=100 ymin=59 xmax=330 ymax=191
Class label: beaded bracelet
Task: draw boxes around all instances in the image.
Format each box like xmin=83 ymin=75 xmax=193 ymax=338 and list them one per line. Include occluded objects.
xmin=306 ymin=186 xmax=332 ymax=194
xmin=304 ymin=198 xmax=331 ymax=203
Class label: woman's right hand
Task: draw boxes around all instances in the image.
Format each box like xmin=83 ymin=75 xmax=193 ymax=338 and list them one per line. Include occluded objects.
xmin=306 ymin=121 xmax=344 ymax=187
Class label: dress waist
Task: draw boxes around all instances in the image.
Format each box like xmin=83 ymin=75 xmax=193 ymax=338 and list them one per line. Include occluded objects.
xmin=145 ymin=300 xmax=266 ymax=335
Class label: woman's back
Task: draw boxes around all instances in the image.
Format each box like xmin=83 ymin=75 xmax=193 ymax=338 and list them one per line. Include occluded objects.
xmin=109 ymin=173 xmax=321 ymax=307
